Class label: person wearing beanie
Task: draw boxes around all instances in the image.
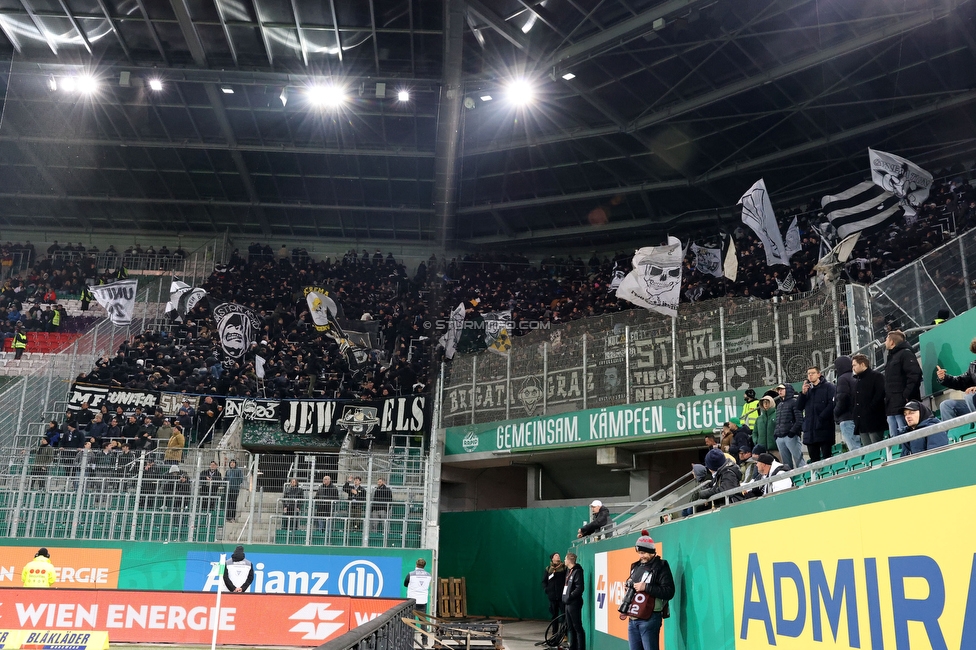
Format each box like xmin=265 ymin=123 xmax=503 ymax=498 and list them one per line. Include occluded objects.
xmin=737 ymin=446 xmax=759 ymax=484
xmin=753 ymin=395 xmax=778 ymax=457
xmin=542 ymin=553 xmax=567 ymax=621
xmin=562 ymin=553 xmax=585 ymax=650
xmin=722 ymin=418 xmax=754 ymax=458
xmin=578 ymin=500 xmax=611 ymax=539
xmin=797 ymin=366 xmax=836 ymax=462
xmin=619 ymin=531 xmax=674 ymax=650
xmin=22 ymin=548 xmax=56 ymax=588
xmin=223 ymin=545 xmax=254 ymax=593
xmin=747 ymin=453 xmax=792 ymax=497
xmin=740 ymin=388 xmax=760 ymax=430
xmin=697 ymin=448 xmax=743 ymax=504
xmin=898 ymin=401 xmax=947 ymax=456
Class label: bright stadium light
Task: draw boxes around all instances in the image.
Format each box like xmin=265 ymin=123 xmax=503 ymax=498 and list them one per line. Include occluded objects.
xmin=480 ymin=95 xmax=493 ymax=102
xmin=561 ymin=72 xmax=576 ymax=81
xmin=149 ymin=78 xmax=163 ymax=91
xmin=77 ymin=75 xmax=98 ymax=94
xmin=397 ymin=90 xmax=410 ymax=102
xmin=505 ymin=78 xmax=534 ymax=106
xmin=308 ymin=84 xmax=346 ymax=107
xmin=61 ymin=76 xmax=77 ymax=92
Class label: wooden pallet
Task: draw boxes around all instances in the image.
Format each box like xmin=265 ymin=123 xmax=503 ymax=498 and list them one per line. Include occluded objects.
xmin=439 ymin=576 xmax=467 ymax=618
xmin=402 ymin=611 xmax=503 ymax=650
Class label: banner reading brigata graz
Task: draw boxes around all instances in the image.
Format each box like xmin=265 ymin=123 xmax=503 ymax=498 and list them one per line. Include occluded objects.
xmin=444 ymin=387 xmax=770 ymax=456
xmin=731 ymin=485 xmax=976 ymax=649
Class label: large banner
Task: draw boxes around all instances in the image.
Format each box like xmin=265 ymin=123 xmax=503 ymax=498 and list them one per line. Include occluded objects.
xmin=68 ymin=384 xmax=159 ymax=415
xmin=615 ymin=238 xmax=683 ymax=317
xmin=0 ymin=547 xmax=122 ymax=589
xmin=0 ymin=589 xmax=402 ymax=646
xmin=89 ymin=280 xmax=139 ymax=326
xmin=67 ymin=386 xmax=429 ymax=446
xmin=444 ymin=387 xmax=776 ymax=456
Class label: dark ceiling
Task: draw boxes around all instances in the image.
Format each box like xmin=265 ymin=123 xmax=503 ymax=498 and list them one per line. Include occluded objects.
xmin=0 ymin=0 xmax=974 ymax=249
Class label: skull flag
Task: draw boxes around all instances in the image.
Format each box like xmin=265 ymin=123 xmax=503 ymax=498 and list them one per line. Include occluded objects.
xmin=615 ymin=237 xmax=683 ymax=317
xmin=212 ymin=303 xmax=261 ymax=358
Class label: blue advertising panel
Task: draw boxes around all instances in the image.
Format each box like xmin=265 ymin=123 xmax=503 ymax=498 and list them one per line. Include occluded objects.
xmin=184 ymin=551 xmax=404 ymax=597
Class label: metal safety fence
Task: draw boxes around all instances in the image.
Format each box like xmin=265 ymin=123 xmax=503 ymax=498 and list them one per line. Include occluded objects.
xmin=440 ymin=286 xmax=843 ymax=428
xmin=0 ymin=446 xmax=430 ymax=549
xmin=848 ymin=227 xmax=976 ymax=364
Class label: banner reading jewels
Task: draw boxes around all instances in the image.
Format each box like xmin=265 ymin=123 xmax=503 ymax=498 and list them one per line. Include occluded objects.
xmin=444 ymin=386 xmax=781 ymax=457
xmin=68 ymin=384 xmax=430 ymax=447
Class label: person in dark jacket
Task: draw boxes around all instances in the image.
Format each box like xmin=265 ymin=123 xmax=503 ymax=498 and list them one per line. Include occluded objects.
xmin=314 ymin=475 xmax=340 ymax=531
xmin=543 ymin=552 xmax=567 ymax=621
xmin=884 ymin=330 xmax=922 ymax=441
xmin=697 ymin=448 xmax=743 ymax=503
xmin=833 ymin=356 xmax=859 ymax=451
xmin=935 ymin=337 xmax=976 ymax=422
xmin=722 ymin=418 xmax=753 ymax=457
xmin=223 ymin=545 xmax=254 ymax=593
xmin=797 ymin=366 xmax=836 ymax=462
xmin=578 ymin=500 xmax=610 ymax=538
xmin=562 ymin=553 xmax=585 ymax=650
xmin=898 ymin=401 xmax=948 ymax=455
xmin=622 ymin=531 xmax=675 ymax=650
xmin=852 ymin=354 xmax=887 ymax=445
xmin=773 ymin=384 xmax=806 ymax=469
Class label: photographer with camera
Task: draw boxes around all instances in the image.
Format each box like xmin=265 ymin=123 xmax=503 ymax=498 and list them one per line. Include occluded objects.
xmin=618 ymin=531 xmax=674 ymax=650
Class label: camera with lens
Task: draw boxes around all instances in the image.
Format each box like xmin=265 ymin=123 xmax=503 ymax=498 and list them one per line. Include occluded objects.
xmin=617 ymin=579 xmax=636 ymax=615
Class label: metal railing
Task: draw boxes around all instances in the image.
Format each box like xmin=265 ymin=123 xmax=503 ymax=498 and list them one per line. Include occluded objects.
xmin=576 ymin=407 xmax=976 ymax=543
xmin=317 ymin=599 xmax=416 ymax=650
xmin=0 ymin=444 xmax=431 ymax=549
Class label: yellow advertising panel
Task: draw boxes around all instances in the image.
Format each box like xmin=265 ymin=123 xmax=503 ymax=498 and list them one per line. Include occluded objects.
xmin=0 ymin=548 xmax=121 ymax=589
xmin=731 ymin=484 xmax=976 ymax=649
xmin=0 ymin=630 xmax=109 ymax=650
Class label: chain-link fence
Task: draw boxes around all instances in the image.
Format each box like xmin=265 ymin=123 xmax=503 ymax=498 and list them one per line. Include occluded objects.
xmin=854 ymin=228 xmax=976 ymax=359
xmin=440 ymin=286 xmax=845 ymax=427
xmin=0 ymin=444 xmax=429 ymax=549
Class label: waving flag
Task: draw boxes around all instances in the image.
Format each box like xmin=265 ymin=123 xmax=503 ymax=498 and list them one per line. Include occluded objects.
xmin=739 ymin=179 xmax=789 ymax=267
xmin=616 ymin=237 xmax=683 ymax=317
xmin=89 ymin=280 xmax=139 ymax=326
xmin=868 ymin=148 xmax=932 ymax=215
xmin=165 ymin=280 xmax=207 ymax=321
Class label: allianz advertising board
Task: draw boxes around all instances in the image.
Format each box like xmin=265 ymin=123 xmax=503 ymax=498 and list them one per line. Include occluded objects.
xmin=185 ymin=552 xmax=404 ymax=597
xmin=731 ymin=485 xmax=976 ymax=649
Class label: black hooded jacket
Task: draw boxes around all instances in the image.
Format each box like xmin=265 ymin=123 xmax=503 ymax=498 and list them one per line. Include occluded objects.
xmin=833 ymin=356 xmax=856 ymax=422
xmin=885 ymin=341 xmax=922 ymax=415
xmin=223 ymin=546 xmax=254 ymax=592
xmin=579 ymin=506 xmax=610 ymax=537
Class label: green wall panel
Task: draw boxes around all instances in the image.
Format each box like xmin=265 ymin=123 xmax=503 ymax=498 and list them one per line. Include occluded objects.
xmin=919 ymin=307 xmax=976 ymax=395
xmin=577 ymin=441 xmax=976 ymax=650
xmin=439 ymin=506 xmax=589 ymax=619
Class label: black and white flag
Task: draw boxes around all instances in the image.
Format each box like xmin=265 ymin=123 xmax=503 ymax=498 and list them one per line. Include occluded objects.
xmin=814 ymin=232 xmax=862 ymax=284
xmin=213 ymin=303 xmax=261 ymax=358
xmin=868 ymin=148 xmax=932 ymax=216
xmin=89 ymin=279 xmax=139 ymax=326
xmin=165 ymin=280 xmax=207 ymax=321
xmin=821 ymin=181 xmax=904 ymax=239
xmin=785 ymin=217 xmax=802 ymax=260
xmin=608 ymin=260 xmax=626 ymax=293
xmin=303 ymin=286 xmax=369 ymax=376
xmin=739 ymin=179 xmax=789 ymax=267
xmin=440 ymin=303 xmax=466 ymax=360
xmin=616 ymin=237 xmax=683 ymax=317
xmin=690 ymin=243 xmax=723 ymax=277
xmin=776 ymin=272 xmax=797 ymax=293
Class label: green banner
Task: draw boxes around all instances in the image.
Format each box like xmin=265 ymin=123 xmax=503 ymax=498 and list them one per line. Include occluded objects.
xmin=444 ymin=387 xmax=771 ymax=456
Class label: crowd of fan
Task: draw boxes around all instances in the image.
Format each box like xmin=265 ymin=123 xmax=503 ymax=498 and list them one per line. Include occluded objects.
xmin=21 ymin=164 xmax=970 ymax=402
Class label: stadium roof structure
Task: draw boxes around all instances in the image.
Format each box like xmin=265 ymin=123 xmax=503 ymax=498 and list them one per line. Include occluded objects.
xmin=0 ymin=0 xmax=974 ymax=249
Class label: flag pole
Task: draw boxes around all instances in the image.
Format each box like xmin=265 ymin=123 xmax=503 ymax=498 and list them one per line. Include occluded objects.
xmin=211 ymin=553 xmax=226 ymax=650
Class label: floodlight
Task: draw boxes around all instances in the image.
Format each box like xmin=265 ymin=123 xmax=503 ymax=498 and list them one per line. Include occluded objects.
xmin=279 ymin=88 xmax=288 ymax=106
xmin=480 ymin=95 xmax=493 ymax=102
xmin=77 ymin=75 xmax=98 ymax=94
xmin=61 ymin=76 xmax=77 ymax=92
xmin=47 ymin=76 xmax=57 ymax=91
xmin=506 ymin=79 xmax=534 ymax=106
xmin=561 ymin=72 xmax=576 ymax=81
xmin=307 ymin=84 xmax=346 ymax=107
xmin=220 ymin=85 xmax=234 ymax=94
xmin=149 ymin=78 xmax=163 ymax=91
xmin=397 ymin=90 xmax=410 ymax=102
